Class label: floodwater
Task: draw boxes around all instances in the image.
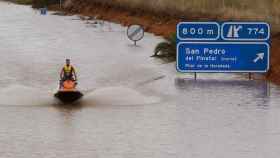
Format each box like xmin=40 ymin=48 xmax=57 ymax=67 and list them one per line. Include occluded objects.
xmin=0 ymin=1 xmax=280 ymax=158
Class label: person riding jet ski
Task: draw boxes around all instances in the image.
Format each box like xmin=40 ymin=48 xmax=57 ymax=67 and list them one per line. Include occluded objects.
xmin=60 ymin=59 xmax=77 ymax=88
xmin=55 ymin=59 xmax=83 ymax=103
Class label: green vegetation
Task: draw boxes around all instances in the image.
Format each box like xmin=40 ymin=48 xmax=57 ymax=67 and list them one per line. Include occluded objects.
xmin=7 ymin=0 xmax=60 ymax=7
xmin=15 ymin=0 xmax=33 ymax=5
xmin=32 ymin=0 xmax=60 ymax=8
xmin=152 ymin=33 xmax=176 ymax=61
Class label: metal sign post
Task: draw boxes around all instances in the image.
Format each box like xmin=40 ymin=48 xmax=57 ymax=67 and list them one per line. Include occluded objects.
xmin=127 ymin=24 xmax=144 ymax=45
xmin=249 ymin=73 xmax=252 ymax=80
xmin=194 ymin=73 xmax=197 ymax=80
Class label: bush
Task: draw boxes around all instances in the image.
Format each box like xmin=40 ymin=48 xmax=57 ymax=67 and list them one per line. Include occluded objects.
xmin=152 ymin=33 xmax=176 ymax=61
xmin=16 ymin=0 xmax=33 ymax=5
xmin=32 ymin=0 xmax=60 ymax=8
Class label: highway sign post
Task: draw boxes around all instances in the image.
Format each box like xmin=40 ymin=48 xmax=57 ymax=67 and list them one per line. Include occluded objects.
xmin=176 ymin=21 xmax=270 ymax=79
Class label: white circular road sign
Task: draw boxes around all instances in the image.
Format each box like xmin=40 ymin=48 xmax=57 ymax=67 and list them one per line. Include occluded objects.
xmin=127 ymin=24 xmax=144 ymax=43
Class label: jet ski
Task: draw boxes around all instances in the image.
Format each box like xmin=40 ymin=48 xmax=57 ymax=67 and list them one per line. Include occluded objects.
xmin=54 ymin=80 xmax=83 ymax=103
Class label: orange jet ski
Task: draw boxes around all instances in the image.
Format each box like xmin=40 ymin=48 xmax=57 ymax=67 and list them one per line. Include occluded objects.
xmin=54 ymin=80 xmax=83 ymax=103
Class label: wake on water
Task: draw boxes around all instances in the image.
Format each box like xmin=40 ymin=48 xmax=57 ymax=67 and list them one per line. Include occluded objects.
xmin=0 ymin=85 xmax=56 ymax=106
xmin=81 ymin=86 xmax=161 ymax=107
xmin=0 ymin=85 xmax=160 ymax=107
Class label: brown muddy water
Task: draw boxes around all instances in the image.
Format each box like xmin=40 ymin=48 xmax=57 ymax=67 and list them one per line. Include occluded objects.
xmin=1 ymin=1 xmax=280 ymax=158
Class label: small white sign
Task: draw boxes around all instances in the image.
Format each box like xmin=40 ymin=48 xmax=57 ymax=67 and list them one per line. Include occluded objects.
xmin=127 ymin=24 xmax=144 ymax=43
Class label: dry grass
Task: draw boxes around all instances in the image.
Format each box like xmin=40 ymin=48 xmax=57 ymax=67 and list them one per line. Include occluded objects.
xmin=81 ymin=0 xmax=280 ymax=32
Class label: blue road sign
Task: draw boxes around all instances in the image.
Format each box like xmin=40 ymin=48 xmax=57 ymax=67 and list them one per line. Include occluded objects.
xmin=177 ymin=42 xmax=269 ymax=73
xmin=221 ymin=22 xmax=270 ymax=41
xmin=40 ymin=8 xmax=47 ymax=15
xmin=177 ymin=22 xmax=220 ymax=41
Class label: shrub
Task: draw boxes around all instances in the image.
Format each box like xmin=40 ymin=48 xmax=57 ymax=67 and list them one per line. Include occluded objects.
xmin=152 ymin=33 xmax=177 ymax=61
xmin=32 ymin=0 xmax=60 ymax=8
xmin=16 ymin=0 xmax=33 ymax=5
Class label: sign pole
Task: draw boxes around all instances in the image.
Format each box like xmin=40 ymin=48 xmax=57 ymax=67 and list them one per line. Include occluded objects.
xmin=248 ymin=73 xmax=252 ymax=80
xmin=194 ymin=73 xmax=197 ymax=80
xmin=267 ymin=81 xmax=271 ymax=97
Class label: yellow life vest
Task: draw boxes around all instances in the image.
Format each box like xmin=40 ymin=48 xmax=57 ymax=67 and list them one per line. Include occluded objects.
xmin=63 ymin=65 xmax=74 ymax=74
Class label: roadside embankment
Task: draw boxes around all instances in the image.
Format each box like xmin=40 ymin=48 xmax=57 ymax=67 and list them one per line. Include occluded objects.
xmin=61 ymin=0 xmax=280 ymax=84
xmin=2 ymin=0 xmax=32 ymax=5
xmin=267 ymin=33 xmax=280 ymax=84
xmin=11 ymin=0 xmax=280 ymax=84
xmin=61 ymin=0 xmax=280 ymax=33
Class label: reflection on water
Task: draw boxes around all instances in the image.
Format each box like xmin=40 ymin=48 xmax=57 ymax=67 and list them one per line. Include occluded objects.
xmin=175 ymin=78 xmax=272 ymax=108
xmin=175 ymin=78 xmax=271 ymax=97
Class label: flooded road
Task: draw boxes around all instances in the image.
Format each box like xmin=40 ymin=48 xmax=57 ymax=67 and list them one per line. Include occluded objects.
xmin=1 ymin=1 xmax=280 ymax=158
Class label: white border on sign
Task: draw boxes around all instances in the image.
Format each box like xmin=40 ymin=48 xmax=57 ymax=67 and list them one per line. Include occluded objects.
xmin=177 ymin=22 xmax=220 ymax=41
xmin=176 ymin=42 xmax=270 ymax=73
xmin=221 ymin=22 xmax=270 ymax=41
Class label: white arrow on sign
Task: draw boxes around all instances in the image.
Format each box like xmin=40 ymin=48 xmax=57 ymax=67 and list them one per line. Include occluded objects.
xmin=253 ymin=53 xmax=265 ymax=63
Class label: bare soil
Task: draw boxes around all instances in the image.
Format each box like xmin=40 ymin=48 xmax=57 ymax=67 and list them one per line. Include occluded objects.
xmin=267 ymin=33 xmax=280 ymax=84
xmin=48 ymin=1 xmax=280 ymax=84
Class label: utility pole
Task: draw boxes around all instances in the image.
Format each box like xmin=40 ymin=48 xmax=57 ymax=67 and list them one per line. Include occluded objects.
xmin=60 ymin=0 xmax=62 ymax=9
